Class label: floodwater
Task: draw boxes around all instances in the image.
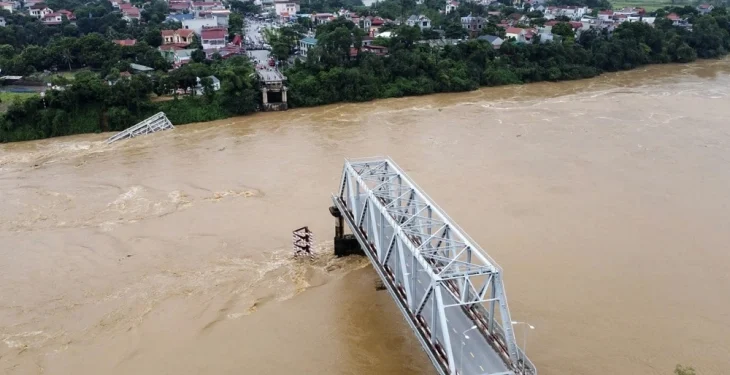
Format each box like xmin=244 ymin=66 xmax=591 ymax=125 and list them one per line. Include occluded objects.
xmin=2 ymin=59 xmax=730 ymax=375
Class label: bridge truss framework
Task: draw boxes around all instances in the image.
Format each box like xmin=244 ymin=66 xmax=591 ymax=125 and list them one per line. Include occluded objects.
xmin=331 ymin=157 xmax=536 ymax=375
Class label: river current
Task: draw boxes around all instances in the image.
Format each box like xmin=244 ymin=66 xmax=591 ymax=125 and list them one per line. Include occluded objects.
xmin=1 ymin=60 xmax=729 ymax=375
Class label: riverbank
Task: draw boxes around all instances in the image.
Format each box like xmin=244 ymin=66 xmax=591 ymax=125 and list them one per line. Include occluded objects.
xmin=1 ymin=14 xmax=728 ymax=143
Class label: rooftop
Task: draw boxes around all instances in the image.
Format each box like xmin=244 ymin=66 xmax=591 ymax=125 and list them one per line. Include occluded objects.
xmin=162 ymin=29 xmax=195 ymax=37
xmin=477 ymin=34 xmax=501 ymax=43
xmin=113 ymin=39 xmax=137 ymax=46
xmin=130 ymin=63 xmax=154 ymax=72
xmin=123 ymin=7 xmax=140 ymax=16
xmin=201 ymin=28 xmax=226 ymax=39
xmin=167 ymin=13 xmax=195 ymax=21
xmin=301 ymin=37 xmax=317 ymax=45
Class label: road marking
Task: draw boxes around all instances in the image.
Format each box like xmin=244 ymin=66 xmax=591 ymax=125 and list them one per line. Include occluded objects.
xmin=452 ymin=328 xmax=457 ymax=333
xmin=480 ymin=365 xmax=484 ymax=371
xmin=417 ymin=279 xmax=421 ymax=284
xmin=470 ymin=352 xmax=474 ymax=358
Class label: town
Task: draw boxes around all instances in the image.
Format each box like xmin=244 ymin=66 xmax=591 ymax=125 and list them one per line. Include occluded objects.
xmin=0 ymin=0 xmax=726 ymax=142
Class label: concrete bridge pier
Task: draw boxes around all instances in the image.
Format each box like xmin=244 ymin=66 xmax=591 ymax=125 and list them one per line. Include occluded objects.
xmin=329 ymin=205 xmax=363 ymax=257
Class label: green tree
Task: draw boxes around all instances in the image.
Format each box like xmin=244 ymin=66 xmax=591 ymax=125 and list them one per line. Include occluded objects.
xmin=144 ymin=27 xmax=163 ymax=47
xmin=191 ymin=49 xmax=206 ymax=63
xmin=229 ymin=13 xmax=244 ymax=34
xmin=552 ymin=22 xmax=575 ymax=42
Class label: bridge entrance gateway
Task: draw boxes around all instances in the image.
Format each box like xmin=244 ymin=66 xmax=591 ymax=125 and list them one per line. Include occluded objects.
xmin=329 ymin=157 xmax=536 ymax=375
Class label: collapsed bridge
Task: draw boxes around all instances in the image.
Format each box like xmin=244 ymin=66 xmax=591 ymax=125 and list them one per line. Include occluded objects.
xmin=329 ymin=157 xmax=536 ymax=375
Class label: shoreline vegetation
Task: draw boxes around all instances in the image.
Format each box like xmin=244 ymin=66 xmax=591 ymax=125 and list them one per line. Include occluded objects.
xmin=1 ymin=0 xmax=729 ymax=142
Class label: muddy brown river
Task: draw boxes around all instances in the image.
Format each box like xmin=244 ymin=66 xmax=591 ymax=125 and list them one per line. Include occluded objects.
xmin=2 ymin=60 xmax=730 ymax=375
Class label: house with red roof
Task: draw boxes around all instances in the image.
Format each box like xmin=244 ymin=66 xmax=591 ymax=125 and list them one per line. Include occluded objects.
xmin=200 ymin=27 xmax=226 ymax=50
xmin=41 ymin=12 xmax=70 ymax=24
xmin=161 ymin=29 xmax=195 ymax=46
xmin=597 ymin=10 xmax=613 ymax=21
xmin=58 ymin=9 xmax=75 ymax=20
xmin=121 ymin=6 xmax=141 ymax=22
xmin=569 ymin=21 xmax=583 ymax=30
xmin=311 ymin=12 xmax=335 ymax=25
xmin=505 ymin=26 xmax=525 ymax=41
xmin=168 ymin=0 xmax=192 ymax=13
xmin=113 ymin=39 xmax=137 ymax=46
xmin=362 ymin=16 xmax=386 ymax=36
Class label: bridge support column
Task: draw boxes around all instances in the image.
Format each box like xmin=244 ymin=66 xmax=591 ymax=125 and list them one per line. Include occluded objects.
xmin=261 ymin=87 xmax=268 ymax=104
xmin=329 ymin=205 xmax=363 ymax=257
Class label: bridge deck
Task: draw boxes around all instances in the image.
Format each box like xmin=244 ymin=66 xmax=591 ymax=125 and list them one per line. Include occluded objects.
xmin=333 ymin=157 xmax=536 ymax=375
xmin=106 ymin=112 xmax=173 ymax=144
xmin=256 ymin=69 xmax=286 ymax=83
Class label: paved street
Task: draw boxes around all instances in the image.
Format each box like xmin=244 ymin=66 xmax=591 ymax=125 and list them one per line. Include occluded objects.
xmin=406 ymin=259 xmax=512 ymax=375
xmin=245 ymin=18 xmax=271 ymax=66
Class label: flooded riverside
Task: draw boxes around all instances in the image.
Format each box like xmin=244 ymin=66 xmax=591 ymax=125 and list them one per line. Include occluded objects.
xmin=1 ymin=59 xmax=730 ymax=375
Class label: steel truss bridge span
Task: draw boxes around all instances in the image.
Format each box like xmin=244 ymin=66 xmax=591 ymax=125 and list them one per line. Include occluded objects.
xmin=331 ymin=157 xmax=536 ymax=375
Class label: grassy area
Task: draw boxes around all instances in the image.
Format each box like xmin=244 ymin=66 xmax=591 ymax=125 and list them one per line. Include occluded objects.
xmin=55 ymin=69 xmax=90 ymax=80
xmin=612 ymin=0 xmax=689 ymax=11
xmin=0 ymin=91 xmax=39 ymax=112
xmin=0 ymin=91 xmax=38 ymax=103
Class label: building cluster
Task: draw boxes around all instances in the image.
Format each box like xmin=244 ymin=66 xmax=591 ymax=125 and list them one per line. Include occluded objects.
xmin=464 ymin=1 xmax=699 ymax=47
xmin=0 ymin=0 xmax=245 ymax=70
xmin=112 ymin=0 xmax=242 ymax=68
xmin=0 ymin=1 xmax=77 ymax=25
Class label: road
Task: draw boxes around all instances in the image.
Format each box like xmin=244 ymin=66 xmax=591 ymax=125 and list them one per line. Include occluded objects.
xmin=245 ymin=18 xmax=271 ymax=66
xmin=406 ymin=257 xmax=512 ymax=375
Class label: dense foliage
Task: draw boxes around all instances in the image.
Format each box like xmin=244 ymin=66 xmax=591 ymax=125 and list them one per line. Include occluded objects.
xmin=0 ymin=57 xmax=259 ymax=142
xmin=286 ymin=13 xmax=727 ymax=108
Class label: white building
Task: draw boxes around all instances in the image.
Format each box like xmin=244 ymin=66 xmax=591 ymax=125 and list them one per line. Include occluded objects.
xmin=182 ymin=17 xmax=218 ymax=35
xmin=544 ymin=5 xmax=588 ymax=20
xmin=445 ymin=0 xmax=459 ymax=15
xmin=29 ymin=4 xmax=53 ymax=18
xmin=299 ymin=36 xmax=317 ymax=57
xmin=406 ymin=15 xmax=431 ymax=30
xmin=627 ymin=15 xmax=655 ymax=24
xmin=195 ymin=75 xmax=221 ymax=95
xmin=274 ymin=0 xmax=299 ymax=16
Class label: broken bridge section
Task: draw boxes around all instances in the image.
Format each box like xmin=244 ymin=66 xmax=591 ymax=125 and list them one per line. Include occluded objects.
xmin=330 ymin=157 xmax=536 ymax=375
xmin=106 ymin=112 xmax=174 ymax=144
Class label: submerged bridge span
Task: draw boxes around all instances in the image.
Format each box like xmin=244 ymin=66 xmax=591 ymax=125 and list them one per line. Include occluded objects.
xmin=330 ymin=157 xmax=536 ymax=375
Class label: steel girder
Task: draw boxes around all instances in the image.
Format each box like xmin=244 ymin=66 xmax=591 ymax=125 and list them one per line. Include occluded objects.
xmin=106 ymin=112 xmax=174 ymax=144
xmin=332 ymin=157 xmax=537 ymax=375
